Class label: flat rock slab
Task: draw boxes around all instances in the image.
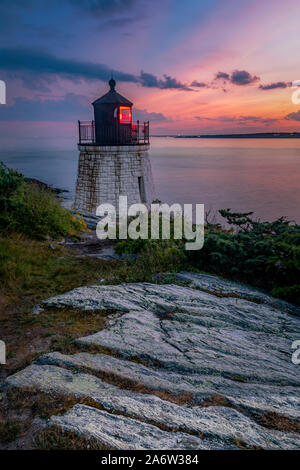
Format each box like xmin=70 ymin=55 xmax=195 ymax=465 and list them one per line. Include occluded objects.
xmin=76 ymin=309 xmax=299 ymax=387
xmin=50 ymin=404 xmax=235 ymax=450
xmin=175 ymin=272 xmax=300 ymax=315
xmin=3 ymin=273 xmax=300 ymax=449
xmin=35 ymin=351 xmax=300 ymax=419
xmin=5 ymin=364 xmax=299 ymax=450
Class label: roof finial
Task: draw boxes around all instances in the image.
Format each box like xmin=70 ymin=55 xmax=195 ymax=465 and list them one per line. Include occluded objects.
xmin=109 ymin=73 xmax=116 ymax=91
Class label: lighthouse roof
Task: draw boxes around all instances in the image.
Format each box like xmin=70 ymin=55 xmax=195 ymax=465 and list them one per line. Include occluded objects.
xmin=92 ymin=78 xmax=133 ymax=106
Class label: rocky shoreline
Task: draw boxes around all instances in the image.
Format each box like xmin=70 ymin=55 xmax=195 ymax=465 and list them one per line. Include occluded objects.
xmin=24 ymin=177 xmax=69 ymax=195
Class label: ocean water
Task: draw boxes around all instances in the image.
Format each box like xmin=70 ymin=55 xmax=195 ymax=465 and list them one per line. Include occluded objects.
xmin=1 ymin=137 xmax=300 ymax=223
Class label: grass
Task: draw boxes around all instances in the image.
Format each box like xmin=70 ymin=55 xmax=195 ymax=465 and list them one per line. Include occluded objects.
xmin=0 ymin=419 xmax=23 ymax=443
xmin=35 ymin=427 xmax=108 ymax=450
xmin=0 ymin=163 xmax=85 ymax=239
xmin=255 ymin=411 xmax=300 ymax=434
xmin=199 ymin=394 xmax=234 ymax=408
xmin=0 ymin=386 xmax=108 ymax=447
xmin=0 ymin=233 xmax=187 ymax=383
xmin=233 ymin=437 xmax=261 ymax=451
xmin=6 ymin=388 xmax=104 ymax=420
xmin=1 ymin=384 xmax=194 ymax=448
xmin=0 ymin=234 xmax=109 ymax=304
xmin=0 ymin=234 xmax=124 ymax=380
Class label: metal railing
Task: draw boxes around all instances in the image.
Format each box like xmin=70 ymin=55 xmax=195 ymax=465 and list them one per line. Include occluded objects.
xmin=78 ymin=120 xmax=95 ymax=144
xmin=78 ymin=120 xmax=149 ymax=145
xmin=132 ymin=121 xmax=149 ymax=145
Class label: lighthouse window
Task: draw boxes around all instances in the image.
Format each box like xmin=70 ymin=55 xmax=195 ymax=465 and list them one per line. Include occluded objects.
xmin=119 ymin=106 xmax=131 ymax=124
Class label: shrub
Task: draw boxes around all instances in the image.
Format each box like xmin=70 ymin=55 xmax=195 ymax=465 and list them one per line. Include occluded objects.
xmin=187 ymin=209 xmax=300 ymax=304
xmin=116 ymin=209 xmax=300 ymax=304
xmin=116 ymin=238 xmax=186 ymax=274
xmin=0 ymin=162 xmax=83 ymax=239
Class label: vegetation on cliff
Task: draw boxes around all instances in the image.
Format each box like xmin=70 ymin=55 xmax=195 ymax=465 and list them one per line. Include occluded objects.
xmin=1 ymin=161 xmax=299 ymax=306
xmin=0 ymin=163 xmax=83 ymax=239
xmin=116 ymin=210 xmax=300 ymax=305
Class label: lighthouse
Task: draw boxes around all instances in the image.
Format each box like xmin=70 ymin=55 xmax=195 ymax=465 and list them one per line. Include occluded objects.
xmin=73 ymin=79 xmax=155 ymax=214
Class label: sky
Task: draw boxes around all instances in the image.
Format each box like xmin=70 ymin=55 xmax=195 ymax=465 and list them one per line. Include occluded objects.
xmin=1 ymin=0 xmax=300 ymax=148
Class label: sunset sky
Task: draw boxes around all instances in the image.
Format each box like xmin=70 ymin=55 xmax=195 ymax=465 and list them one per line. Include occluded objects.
xmin=1 ymin=0 xmax=300 ymax=148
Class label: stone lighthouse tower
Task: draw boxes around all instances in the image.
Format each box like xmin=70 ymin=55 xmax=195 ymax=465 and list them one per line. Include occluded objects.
xmin=73 ymin=79 xmax=155 ymax=214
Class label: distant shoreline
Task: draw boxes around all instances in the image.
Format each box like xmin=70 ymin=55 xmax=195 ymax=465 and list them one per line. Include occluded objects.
xmin=152 ymin=132 xmax=300 ymax=139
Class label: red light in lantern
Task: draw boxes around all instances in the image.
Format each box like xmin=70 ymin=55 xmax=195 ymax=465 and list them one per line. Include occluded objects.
xmin=119 ymin=106 xmax=131 ymax=124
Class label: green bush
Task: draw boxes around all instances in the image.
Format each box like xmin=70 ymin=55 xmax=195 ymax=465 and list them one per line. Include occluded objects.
xmin=188 ymin=209 xmax=300 ymax=304
xmin=116 ymin=209 xmax=300 ymax=305
xmin=0 ymin=162 xmax=82 ymax=239
xmin=140 ymin=241 xmax=186 ymax=272
xmin=115 ymin=238 xmax=149 ymax=255
xmin=116 ymin=238 xmax=186 ymax=273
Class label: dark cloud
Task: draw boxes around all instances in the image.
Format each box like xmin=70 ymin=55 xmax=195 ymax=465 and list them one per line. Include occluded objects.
xmin=159 ymin=75 xmax=192 ymax=91
xmin=215 ymin=72 xmax=230 ymax=81
xmin=0 ymin=48 xmax=138 ymax=84
xmin=230 ymin=70 xmax=259 ymax=86
xmin=133 ymin=108 xmax=168 ymax=122
xmin=139 ymin=71 xmax=192 ymax=91
xmin=259 ymin=81 xmax=291 ymax=90
xmin=215 ymin=70 xmax=259 ymax=86
xmin=190 ymin=81 xmax=208 ymax=88
xmin=285 ymin=110 xmax=300 ymax=122
xmin=0 ymin=48 xmax=192 ymax=92
xmin=139 ymin=72 xmax=160 ymax=88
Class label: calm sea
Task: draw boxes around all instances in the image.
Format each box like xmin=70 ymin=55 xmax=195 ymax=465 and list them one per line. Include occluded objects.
xmin=1 ymin=137 xmax=300 ymax=223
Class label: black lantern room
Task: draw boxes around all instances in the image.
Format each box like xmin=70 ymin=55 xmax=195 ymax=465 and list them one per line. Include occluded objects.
xmin=93 ymin=78 xmax=133 ymax=145
xmin=78 ymin=79 xmax=149 ymax=146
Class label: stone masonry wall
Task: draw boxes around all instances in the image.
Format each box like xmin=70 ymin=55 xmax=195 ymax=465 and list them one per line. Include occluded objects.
xmin=73 ymin=144 xmax=155 ymax=214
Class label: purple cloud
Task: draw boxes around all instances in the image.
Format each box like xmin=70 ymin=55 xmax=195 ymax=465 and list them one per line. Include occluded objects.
xmin=215 ymin=70 xmax=259 ymax=86
xmin=190 ymin=80 xmax=208 ymax=88
xmin=230 ymin=70 xmax=259 ymax=86
xmin=285 ymin=110 xmax=300 ymax=121
xmin=259 ymin=81 xmax=291 ymax=90
xmin=134 ymin=108 xmax=168 ymax=122
xmin=215 ymin=72 xmax=230 ymax=81
xmin=0 ymin=47 xmax=193 ymax=92
xmin=139 ymin=71 xmax=192 ymax=91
